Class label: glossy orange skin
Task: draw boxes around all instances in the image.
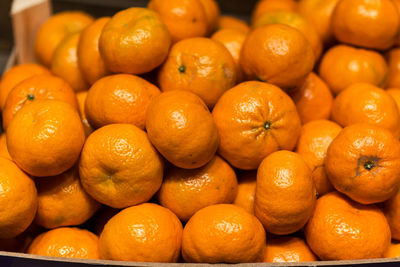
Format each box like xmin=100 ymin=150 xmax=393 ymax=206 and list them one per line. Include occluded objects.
xmin=146 ymin=90 xmax=219 ymax=169
xmin=211 ymin=29 xmax=246 ymax=82
xmin=384 ymin=243 xmax=400 ymax=258
xmin=77 ymin=17 xmax=111 ymax=85
xmin=99 ymin=8 xmax=171 ymax=74
xmin=233 ymin=171 xmax=256 ymax=214
xmin=297 ymin=0 xmax=341 ymax=44
xmin=79 ymin=124 xmax=163 ymax=209
xmin=217 ymin=15 xmax=250 ymax=34
xmin=158 ymin=155 xmax=238 ymax=222
xmin=35 ymin=166 xmax=101 ymax=229
xmin=326 ymin=123 xmax=400 ymax=204
xmin=263 ymin=236 xmax=317 ymax=263
xmin=158 ymin=37 xmax=237 ymax=108
xmin=35 ymin=11 xmax=94 ymax=67
xmin=28 ymin=227 xmax=99 ymax=259
xmin=7 ymin=100 xmax=85 ymax=177
xmin=0 ymin=158 xmax=37 ymax=239
xmin=99 ymin=203 xmax=183 ymax=262
xmin=0 ymin=63 xmax=50 ymax=110
xmin=85 ymin=74 xmax=160 ymax=129
xmin=76 ymin=91 xmax=93 ymax=137
xmin=319 ymin=45 xmax=388 ymax=95
xmin=296 ymin=120 xmax=342 ymax=196
xmin=290 ymin=72 xmax=333 ymax=124
xmin=384 ymin=189 xmax=400 ymax=240
xmin=255 ymin=150 xmax=316 ymax=235
xmin=386 ymin=48 xmax=400 ymax=89
xmin=332 ymin=0 xmax=400 ymax=50
xmin=2 ymin=74 xmax=79 ymax=130
xmin=305 ymin=192 xmax=391 ymax=260
xmin=212 ymin=81 xmax=301 ymax=170
xmin=148 ymin=0 xmax=207 ymax=43
xmin=182 ymin=204 xmax=266 ymax=263
xmin=331 ymin=83 xmax=400 ymax=139
xmin=0 ymin=134 xmax=11 ymax=160
xmin=51 ymin=32 xmax=89 ymax=92
xmin=252 ymin=11 xmax=323 ymax=61
xmin=241 ymin=24 xmax=314 ymax=90
xmin=251 ymin=0 xmax=297 ymax=24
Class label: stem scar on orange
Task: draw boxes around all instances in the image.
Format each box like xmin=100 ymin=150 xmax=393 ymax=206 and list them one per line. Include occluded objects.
xmin=212 ymin=81 xmax=301 ymax=170
xmin=326 ymin=123 xmax=400 ymax=204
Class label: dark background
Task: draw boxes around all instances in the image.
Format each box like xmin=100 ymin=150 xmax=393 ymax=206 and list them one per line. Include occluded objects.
xmin=0 ymin=0 xmax=258 ymax=73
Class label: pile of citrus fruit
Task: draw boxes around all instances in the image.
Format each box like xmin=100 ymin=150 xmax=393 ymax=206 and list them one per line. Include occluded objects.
xmin=2 ymin=0 xmax=400 ymax=263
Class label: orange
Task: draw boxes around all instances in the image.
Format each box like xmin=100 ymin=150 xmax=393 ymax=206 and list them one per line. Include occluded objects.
xmin=158 ymin=155 xmax=238 ymax=222
xmin=99 ymin=7 xmax=171 ymax=74
xmin=182 ymin=204 xmax=266 ymax=263
xmin=251 ymin=0 xmax=297 ymax=25
xmin=28 ymin=227 xmax=99 ymax=259
xmin=148 ymin=0 xmax=218 ymax=43
xmin=76 ymin=91 xmax=93 ymax=137
xmin=212 ymin=81 xmax=301 ymax=170
xmin=148 ymin=0 xmax=207 ymax=43
xmin=0 ymin=63 xmax=50 ymax=110
xmin=0 ymin=157 xmax=37 ymax=239
xmin=296 ymin=120 xmax=342 ymax=196
xmin=331 ymin=83 xmax=400 ymax=138
xmin=35 ymin=165 xmax=101 ymax=229
xmin=85 ymin=74 xmax=160 ymax=129
xmin=263 ymin=236 xmax=317 ymax=263
xmin=332 ymin=0 xmax=400 ymax=50
xmin=0 ymin=134 xmax=11 ymax=160
xmin=79 ymin=124 xmax=163 ymax=208
xmin=217 ymin=15 xmax=250 ymax=34
xmin=255 ymin=150 xmax=316 ymax=235
xmin=297 ymin=0 xmax=341 ymax=44
xmin=35 ymin=11 xmax=94 ymax=67
xmin=146 ymin=90 xmax=219 ymax=169
xmin=252 ymin=11 xmax=323 ymax=61
xmin=384 ymin=188 xmax=400 ymax=240
xmin=305 ymin=192 xmax=391 ymax=260
xmin=51 ymin=32 xmax=89 ymax=92
xmin=319 ymin=45 xmax=388 ymax=95
xmin=240 ymin=24 xmax=314 ymax=90
xmin=289 ymin=72 xmax=333 ymax=124
xmin=99 ymin=203 xmax=182 ymax=262
xmin=211 ymin=29 xmax=246 ymax=82
xmin=384 ymin=242 xmax=400 ymax=258
xmin=386 ymin=48 xmax=400 ymax=89
xmin=158 ymin=37 xmax=237 ymax=108
xmin=199 ymin=0 xmax=220 ymax=35
xmin=233 ymin=171 xmax=256 ymax=214
xmin=7 ymin=100 xmax=85 ymax=177
xmin=77 ymin=17 xmax=111 ymax=85
xmin=326 ymin=123 xmax=400 ymax=204
xmin=2 ymin=73 xmax=79 ymax=130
